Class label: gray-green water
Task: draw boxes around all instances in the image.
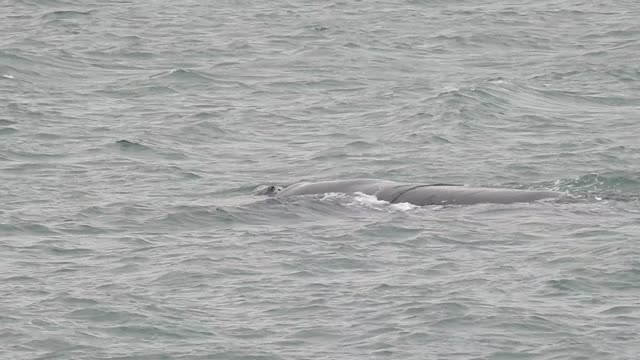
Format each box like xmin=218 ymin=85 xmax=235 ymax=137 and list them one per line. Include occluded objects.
xmin=2 ymin=1 xmax=640 ymax=359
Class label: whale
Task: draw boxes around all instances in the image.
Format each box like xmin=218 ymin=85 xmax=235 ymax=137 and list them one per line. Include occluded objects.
xmin=257 ymin=179 xmax=561 ymax=206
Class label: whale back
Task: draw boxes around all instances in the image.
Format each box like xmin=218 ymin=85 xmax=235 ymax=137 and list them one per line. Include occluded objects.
xmin=272 ymin=179 xmax=560 ymax=205
xmin=277 ymin=179 xmax=398 ymax=197
xmin=391 ymin=186 xmax=559 ymax=205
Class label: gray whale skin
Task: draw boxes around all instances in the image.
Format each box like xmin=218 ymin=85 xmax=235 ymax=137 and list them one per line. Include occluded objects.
xmin=261 ymin=179 xmax=560 ymax=206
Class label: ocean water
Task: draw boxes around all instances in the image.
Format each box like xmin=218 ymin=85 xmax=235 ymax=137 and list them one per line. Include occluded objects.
xmin=1 ymin=0 xmax=640 ymax=359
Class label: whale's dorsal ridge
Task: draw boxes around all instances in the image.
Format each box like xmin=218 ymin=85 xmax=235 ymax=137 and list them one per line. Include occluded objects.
xmin=266 ymin=179 xmax=560 ymax=206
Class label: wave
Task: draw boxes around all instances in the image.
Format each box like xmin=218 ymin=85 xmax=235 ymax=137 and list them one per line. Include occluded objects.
xmin=41 ymin=10 xmax=96 ymax=20
xmin=113 ymin=140 xmax=188 ymax=161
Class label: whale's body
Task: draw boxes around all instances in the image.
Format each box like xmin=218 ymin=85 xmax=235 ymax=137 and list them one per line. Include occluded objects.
xmin=265 ymin=179 xmax=560 ymax=206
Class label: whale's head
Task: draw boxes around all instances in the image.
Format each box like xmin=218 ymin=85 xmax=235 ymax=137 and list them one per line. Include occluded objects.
xmin=254 ymin=184 xmax=284 ymax=196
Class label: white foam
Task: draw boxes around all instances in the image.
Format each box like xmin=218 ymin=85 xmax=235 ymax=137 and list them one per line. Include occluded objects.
xmin=349 ymin=192 xmax=419 ymax=212
xmin=318 ymin=192 xmax=350 ymax=202
xmin=349 ymin=192 xmax=390 ymax=207
xmin=389 ymin=201 xmax=419 ymax=211
xmin=316 ymin=192 xmax=389 ymax=210
xmin=309 ymin=192 xmax=421 ymax=212
xmin=2 ymin=74 xmax=14 ymax=79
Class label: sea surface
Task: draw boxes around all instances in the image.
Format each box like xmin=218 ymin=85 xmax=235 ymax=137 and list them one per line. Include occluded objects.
xmin=2 ymin=1 xmax=640 ymax=359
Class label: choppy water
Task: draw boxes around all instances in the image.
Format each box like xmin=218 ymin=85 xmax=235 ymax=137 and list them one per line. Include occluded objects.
xmin=2 ymin=0 xmax=640 ymax=359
